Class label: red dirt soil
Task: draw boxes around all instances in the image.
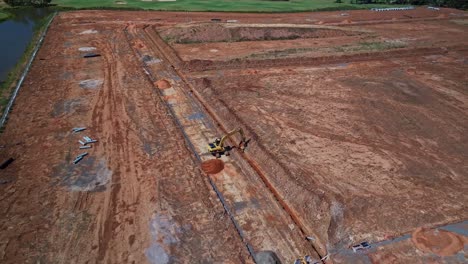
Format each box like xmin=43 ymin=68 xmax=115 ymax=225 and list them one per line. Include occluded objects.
xmin=155 ymin=79 xmax=171 ymax=89
xmin=161 ymin=8 xmax=467 ymax=263
xmin=411 ymin=227 xmax=466 ymax=256
xmin=158 ymin=23 xmax=360 ymax=44
xmin=190 ymin=56 xmax=468 ymax=254
xmin=201 ymin=159 xmax=225 ymax=174
xmin=0 ymin=7 xmax=467 ymax=264
xmin=0 ymin=12 xmax=249 ymax=264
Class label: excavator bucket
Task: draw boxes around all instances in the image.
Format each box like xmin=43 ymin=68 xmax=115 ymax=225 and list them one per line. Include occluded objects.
xmin=239 ymin=138 xmax=251 ymax=152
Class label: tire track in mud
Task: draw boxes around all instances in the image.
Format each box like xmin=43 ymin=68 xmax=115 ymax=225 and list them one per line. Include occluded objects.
xmin=183 ymin=50 xmax=468 ymax=262
xmin=124 ymin=24 xmax=260 ymax=260
xmin=89 ymin=32 xmax=158 ymax=263
xmin=124 ymin=25 xmax=253 ymax=263
xmin=142 ymin=25 xmax=325 ymax=261
xmin=89 ymin=38 xmax=124 ymax=263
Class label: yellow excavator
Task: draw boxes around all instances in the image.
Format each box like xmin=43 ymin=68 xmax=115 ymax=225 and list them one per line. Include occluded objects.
xmin=207 ymin=127 xmax=250 ymax=158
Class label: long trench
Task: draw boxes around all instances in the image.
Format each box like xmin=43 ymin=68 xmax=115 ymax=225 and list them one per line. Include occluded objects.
xmin=125 ymin=24 xmax=324 ymax=263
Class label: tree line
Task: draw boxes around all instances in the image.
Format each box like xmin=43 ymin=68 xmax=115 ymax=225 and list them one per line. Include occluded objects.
xmin=350 ymin=0 xmax=467 ymax=9
xmin=5 ymin=0 xmax=52 ymax=7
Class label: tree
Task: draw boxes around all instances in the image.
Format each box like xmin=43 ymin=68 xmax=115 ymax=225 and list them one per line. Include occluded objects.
xmin=5 ymin=0 xmax=52 ymax=7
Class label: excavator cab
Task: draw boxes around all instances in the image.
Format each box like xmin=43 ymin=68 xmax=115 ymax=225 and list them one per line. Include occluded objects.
xmin=207 ymin=128 xmax=250 ymax=158
xmin=207 ymin=140 xmax=224 ymax=158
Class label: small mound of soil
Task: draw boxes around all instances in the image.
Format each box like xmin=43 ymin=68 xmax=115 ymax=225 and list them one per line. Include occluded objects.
xmin=201 ymin=159 xmax=225 ymax=174
xmin=411 ymin=227 xmax=465 ymax=256
xmin=155 ymin=79 xmax=171 ymax=89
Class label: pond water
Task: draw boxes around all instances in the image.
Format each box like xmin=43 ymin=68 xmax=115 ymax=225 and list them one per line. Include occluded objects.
xmin=0 ymin=8 xmax=53 ymax=84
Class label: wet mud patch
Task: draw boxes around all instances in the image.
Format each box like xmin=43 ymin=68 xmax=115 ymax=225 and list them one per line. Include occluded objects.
xmin=79 ymin=79 xmax=103 ymax=89
xmin=140 ymin=135 xmax=165 ymax=157
xmin=125 ymin=101 xmax=164 ymax=157
xmin=146 ymin=213 xmax=185 ymax=264
xmin=52 ymin=99 xmax=85 ymax=117
xmin=59 ymin=71 xmax=73 ymax=80
xmin=187 ymin=112 xmax=205 ymax=120
xmin=201 ymin=159 xmax=225 ymax=174
xmin=142 ymin=55 xmax=162 ymax=65
xmin=52 ymin=157 xmax=112 ymax=192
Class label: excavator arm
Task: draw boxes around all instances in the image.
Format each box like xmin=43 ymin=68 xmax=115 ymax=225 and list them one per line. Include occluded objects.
xmin=219 ymin=128 xmax=246 ymax=148
xmin=207 ymin=127 xmax=250 ymax=158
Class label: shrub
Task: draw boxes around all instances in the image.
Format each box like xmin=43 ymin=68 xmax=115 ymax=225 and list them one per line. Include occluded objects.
xmin=5 ymin=0 xmax=51 ymax=7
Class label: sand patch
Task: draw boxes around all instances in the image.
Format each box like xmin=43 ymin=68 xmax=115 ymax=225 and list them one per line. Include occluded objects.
xmin=79 ymin=29 xmax=98 ymax=35
xmin=78 ymin=47 xmax=97 ymax=52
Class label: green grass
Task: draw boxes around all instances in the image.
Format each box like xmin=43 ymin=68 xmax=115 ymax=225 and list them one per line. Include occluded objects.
xmin=334 ymin=40 xmax=407 ymax=52
xmin=451 ymin=19 xmax=468 ymax=25
xmin=0 ymin=0 xmax=13 ymax=19
xmin=0 ymin=10 xmax=11 ymax=21
xmin=51 ymin=0 xmax=398 ymax=12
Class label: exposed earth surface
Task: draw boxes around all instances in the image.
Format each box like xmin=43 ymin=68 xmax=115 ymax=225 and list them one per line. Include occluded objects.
xmin=0 ymin=7 xmax=467 ymax=264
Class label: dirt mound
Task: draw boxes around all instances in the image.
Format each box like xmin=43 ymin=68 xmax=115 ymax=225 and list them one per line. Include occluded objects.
xmin=155 ymin=79 xmax=171 ymax=89
xmin=201 ymin=159 xmax=225 ymax=174
xmin=411 ymin=227 xmax=465 ymax=256
xmin=158 ymin=24 xmax=360 ymax=44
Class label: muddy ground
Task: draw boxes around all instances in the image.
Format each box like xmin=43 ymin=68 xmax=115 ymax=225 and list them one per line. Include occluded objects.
xmin=0 ymin=7 xmax=467 ymax=264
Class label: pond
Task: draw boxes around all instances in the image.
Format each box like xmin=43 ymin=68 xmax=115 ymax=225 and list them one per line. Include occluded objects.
xmin=0 ymin=8 xmax=53 ymax=84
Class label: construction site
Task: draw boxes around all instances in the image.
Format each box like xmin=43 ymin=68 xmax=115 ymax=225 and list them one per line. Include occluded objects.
xmin=0 ymin=6 xmax=467 ymax=264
